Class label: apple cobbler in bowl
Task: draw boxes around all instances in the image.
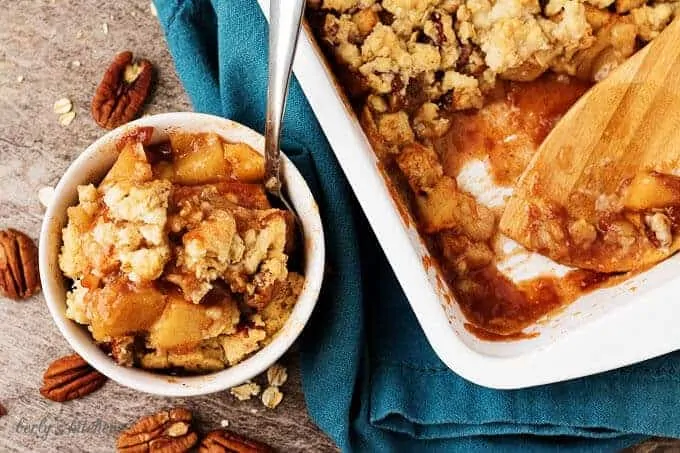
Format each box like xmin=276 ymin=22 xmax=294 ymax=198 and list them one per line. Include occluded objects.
xmin=307 ymin=0 xmax=679 ymax=339
xmin=58 ymin=127 xmax=303 ymax=374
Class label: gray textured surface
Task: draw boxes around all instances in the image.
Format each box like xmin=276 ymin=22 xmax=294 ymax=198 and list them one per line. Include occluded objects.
xmin=0 ymin=1 xmax=677 ymax=452
xmin=0 ymin=1 xmax=336 ymax=451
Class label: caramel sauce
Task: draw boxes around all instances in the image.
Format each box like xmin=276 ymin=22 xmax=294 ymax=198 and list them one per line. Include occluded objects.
xmin=449 ymin=264 xmax=626 ymax=339
xmin=435 ymin=76 xmax=590 ymax=186
xmin=417 ymin=75 xmax=642 ymax=339
xmin=351 ymin=70 xmax=644 ymax=339
xmin=145 ymin=140 xmax=173 ymax=164
xmin=520 ymin=180 xmax=680 ymax=273
xmin=424 ymin=76 xmax=621 ymax=339
xmin=455 ymin=267 xmax=562 ymax=333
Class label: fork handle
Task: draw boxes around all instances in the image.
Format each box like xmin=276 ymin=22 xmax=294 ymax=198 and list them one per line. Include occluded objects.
xmin=264 ymin=0 xmax=306 ymax=194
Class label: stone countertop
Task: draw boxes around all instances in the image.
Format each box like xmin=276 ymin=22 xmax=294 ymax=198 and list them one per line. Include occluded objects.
xmin=0 ymin=1 xmax=336 ymax=451
xmin=0 ymin=1 xmax=676 ymax=452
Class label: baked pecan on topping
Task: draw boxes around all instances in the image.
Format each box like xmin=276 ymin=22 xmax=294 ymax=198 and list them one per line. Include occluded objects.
xmin=92 ymin=51 xmax=154 ymax=129
xmin=110 ymin=336 xmax=136 ymax=367
xmin=0 ymin=402 xmax=7 ymax=417
xmin=456 ymin=45 xmax=473 ymax=73
xmin=40 ymin=354 xmax=107 ymax=402
xmin=430 ymin=12 xmax=446 ymax=45
xmin=117 ymin=408 xmax=198 ymax=453
xmin=199 ymin=430 xmax=274 ymax=453
xmin=377 ymin=8 xmax=395 ymax=25
xmin=0 ymin=228 xmax=40 ymax=300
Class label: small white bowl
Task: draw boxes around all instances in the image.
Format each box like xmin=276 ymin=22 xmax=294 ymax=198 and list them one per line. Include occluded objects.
xmin=39 ymin=112 xmax=325 ymax=397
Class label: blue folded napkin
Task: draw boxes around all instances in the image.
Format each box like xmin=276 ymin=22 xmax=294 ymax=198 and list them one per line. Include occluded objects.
xmin=155 ymin=1 xmax=680 ymax=451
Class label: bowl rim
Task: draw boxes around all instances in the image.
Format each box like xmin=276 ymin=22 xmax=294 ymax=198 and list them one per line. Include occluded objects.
xmin=39 ymin=112 xmax=325 ymax=397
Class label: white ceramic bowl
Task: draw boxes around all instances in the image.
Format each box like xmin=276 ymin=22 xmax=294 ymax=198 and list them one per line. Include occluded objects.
xmin=39 ymin=112 xmax=325 ymax=397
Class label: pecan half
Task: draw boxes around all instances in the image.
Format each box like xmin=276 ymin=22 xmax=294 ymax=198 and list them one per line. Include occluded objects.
xmin=40 ymin=354 xmax=107 ymax=402
xmin=117 ymin=408 xmax=198 ymax=453
xmin=0 ymin=228 xmax=40 ymax=300
xmin=0 ymin=402 xmax=6 ymax=417
xmin=199 ymin=430 xmax=274 ymax=453
xmin=92 ymin=51 xmax=153 ymax=129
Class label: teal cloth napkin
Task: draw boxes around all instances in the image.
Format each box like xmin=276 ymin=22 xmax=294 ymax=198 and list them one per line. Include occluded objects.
xmin=154 ymin=1 xmax=680 ymax=451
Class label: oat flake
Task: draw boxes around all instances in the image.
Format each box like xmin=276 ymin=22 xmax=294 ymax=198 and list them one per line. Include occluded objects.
xmin=266 ymin=364 xmax=288 ymax=387
xmin=58 ymin=111 xmax=76 ymax=127
xmin=53 ymin=98 xmax=72 ymax=115
xmin=261 ymin=386 xmax=283 ymax=409
xmin=38 ymin=186 xmax=55 ymax=209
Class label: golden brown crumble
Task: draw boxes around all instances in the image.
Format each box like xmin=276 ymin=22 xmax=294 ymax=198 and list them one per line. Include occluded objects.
xmin=310 ymin=0 xmax=677 ymax=124
xmin=59 ymin=128 xmax=303 ymax=372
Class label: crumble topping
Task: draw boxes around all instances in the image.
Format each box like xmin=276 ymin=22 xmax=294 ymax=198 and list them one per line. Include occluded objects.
xmin=221 ymin=328 xmax=268 ymax=365
xmin=60 ymin=179 xmax=172 ymax=283
xmin=630 ymin=2 xmax=675 ymax=39
xmin=59 ymin=130 xmax=303 ymax=372
xmin=65 ymin=279 xmax=89 ymax=325
xmin=230 ymin=381 xmax=262 ymax=401
xmin=645 ymin=212 xmax=672 ymax=248
xmin=311 ymin=0 xmax=677 ymax=128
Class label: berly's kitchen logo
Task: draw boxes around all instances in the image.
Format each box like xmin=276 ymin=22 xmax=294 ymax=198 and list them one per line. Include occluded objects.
xmin=12 ymin=415 xmax=125 ymax=441
xmin=0 ymin=395 xmax=127 ymax=440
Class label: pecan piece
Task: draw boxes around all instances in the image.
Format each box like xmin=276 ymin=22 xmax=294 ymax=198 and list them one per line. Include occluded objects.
xmin=92 ymin=51 xmax=154 ymax=129
xmin=199 ymin=430 xmax=274 ymax=453
xmin=117 ymin=408 xmax=198 ymax=453
xmin=0 ymin=228 xmax=40 ymax=300
xmin=110 ymin=336 xmax=136 ymax=367
xmin=40 ymin=354 xmax=107 ymax=402
xmin=0 ymin=402 xmax=6 ymax=417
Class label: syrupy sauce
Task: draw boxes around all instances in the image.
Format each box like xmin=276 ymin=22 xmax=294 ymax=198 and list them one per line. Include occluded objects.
xmin=517 ymin=171 xmax=680 ymax=273
xmin=403 ymin=75 xmax=631 ymax=340
xmin=438 ymin=251 xmax=623 ymax=338
xmin=435 ymin=75 xmax=591 ymax=186
xmin=145 ymin=140 xmax=173 ymax=165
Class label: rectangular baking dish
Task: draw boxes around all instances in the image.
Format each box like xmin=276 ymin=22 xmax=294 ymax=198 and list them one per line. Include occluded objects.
xmin=257 ymin=0 xmax=680 ymax=389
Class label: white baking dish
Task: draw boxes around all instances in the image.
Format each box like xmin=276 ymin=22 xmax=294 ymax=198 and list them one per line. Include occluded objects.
xmin=258 ymin=1 xmax=680 ymax=389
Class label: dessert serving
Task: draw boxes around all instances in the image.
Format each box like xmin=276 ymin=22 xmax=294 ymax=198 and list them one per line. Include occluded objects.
xmin=307 ymin=0 xmax=680 ymax=338
xmin=58 ymin=126 xmax=303 ymax=373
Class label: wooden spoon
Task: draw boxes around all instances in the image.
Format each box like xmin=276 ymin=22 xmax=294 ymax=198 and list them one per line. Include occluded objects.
xmin=499 ymin=18 xmax=680 ymax=273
